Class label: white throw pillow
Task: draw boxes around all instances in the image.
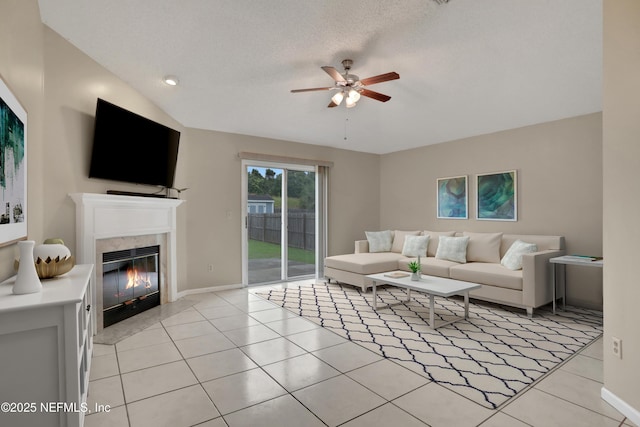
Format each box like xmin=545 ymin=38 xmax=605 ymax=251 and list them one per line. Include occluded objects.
xmin=402 ymin=235 xmax=430 ymax=257
xmin=391 ymin=230 xmax=421 ymax=253
xmin=435 ymin=236 xmax=470 ymax=263
xmin=365 ymin=230 xmax=393 ymax=253
xmin=501 ymin=240 xmax=538 ymax=270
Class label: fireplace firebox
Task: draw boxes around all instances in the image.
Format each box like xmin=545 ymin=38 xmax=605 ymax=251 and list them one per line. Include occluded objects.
xmin=102 ymin=245 xmax=160 ymax=327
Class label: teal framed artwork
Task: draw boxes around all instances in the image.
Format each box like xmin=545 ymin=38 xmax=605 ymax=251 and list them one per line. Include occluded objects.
xmin=476 ymin=170 xmax=517 ymax=221
xmin=0 ymin=75 xmax=27 ymax=246
xmin=437 ymin=175 xmax=468 ymax=219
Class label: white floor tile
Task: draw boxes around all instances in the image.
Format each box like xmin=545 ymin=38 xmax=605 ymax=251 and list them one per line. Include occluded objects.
xmin=121 ymin=360 xmax=198 ymax=403
xmin=502 ymin=388 xmax=620 ymax=427
xmin=559 ymin=354 xmax=603 ymax=382
xmin=293 ymin=375 xmax=386 ymax=427
xmin=127 ymin=385 xmax=219 ymax=427
xmin=164 ymin=320 xmax=218 ymax=341
xmin=117 ymin=341 xmax=182 ymax=373
xmin=312 ymin=341 xmax=382 ymax=372
xmin=186 ymin=348 xmax=257 ymax=382
xmin=90 ymin=353 xmax=120 ymax=381
xmin=222 ymin=324 xmax=280 ymax=346
xmin=93 ymin=343 xmax=116 ymax=357
xmin=174 ymin=331 xmax=236 ymax=359
xmin=535 ymin=368 xmax=623 ymax=420
xmin=240 ymin=337 xmax=306 ymax=366
xmin=248 ymin=307 xmax=297 ymax=323
xmin=83 ymin=404 xmax=129 ymax=427
xmin=265 ymin=316 xmax=320 ymax=336
xmin=160 ymin=308 xmax=206 ymax=326
xmin=341 ymin=403 xmax=427 ymax=427
xmin=285 ymin=327 xmax=346 ymax=352
xmin=115 ymin=327 xmax=172 ymax=352
xmin=87 ymin=375 xmax=125 ymax=410
xmin=208 ymin=313 xmax=261 ymax=331
xmin=197 ymin=305 xmax=245 ymax=320
xmin=202 ymin=368 xmax=287 ymax=415
xmin=478 ymin=412 xmax=530 ymax=427
xmin=347 ymin=359 xmax=429 ymax=400
xmin=223 ymin=394 xmax=325 ymax=427
xmin=393 ymin=382 xmax=493 ymax=427
xmin=262 ymin=353 xmax=340 ymax=392
xmin=580 ymin=336 xmax=603 ymax=360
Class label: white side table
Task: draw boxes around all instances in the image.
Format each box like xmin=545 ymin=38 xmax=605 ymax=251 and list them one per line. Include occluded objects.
xmin=549 ymin=256 xmax=603 ymax=313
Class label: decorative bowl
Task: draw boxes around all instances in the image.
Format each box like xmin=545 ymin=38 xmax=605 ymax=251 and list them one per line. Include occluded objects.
xmin=14 ymin=255 xmax=76 ymax=279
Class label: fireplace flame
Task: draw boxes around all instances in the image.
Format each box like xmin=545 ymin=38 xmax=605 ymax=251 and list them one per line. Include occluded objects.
xmin=125 ymin=267 xmax=152 ymax=289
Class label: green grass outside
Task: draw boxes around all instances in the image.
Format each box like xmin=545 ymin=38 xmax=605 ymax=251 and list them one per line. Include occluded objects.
xmin=249 ymin=239 xmax=315 ymax=264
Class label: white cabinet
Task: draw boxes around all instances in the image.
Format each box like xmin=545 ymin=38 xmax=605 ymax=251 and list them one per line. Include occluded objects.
xmin=0 ymin=264 xmax=94 ymax=427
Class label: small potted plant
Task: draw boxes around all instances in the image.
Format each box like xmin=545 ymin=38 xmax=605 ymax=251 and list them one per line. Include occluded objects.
xmin=408 ymin=257 xmax=421 ymax=281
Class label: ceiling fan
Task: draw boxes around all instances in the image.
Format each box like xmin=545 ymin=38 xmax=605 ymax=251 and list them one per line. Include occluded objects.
xmin=291 ymin=59 xmax=399 ymax=108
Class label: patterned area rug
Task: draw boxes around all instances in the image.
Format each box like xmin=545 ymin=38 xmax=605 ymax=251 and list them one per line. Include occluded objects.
xmin=255 ymin=282 xmax=603 ymax=409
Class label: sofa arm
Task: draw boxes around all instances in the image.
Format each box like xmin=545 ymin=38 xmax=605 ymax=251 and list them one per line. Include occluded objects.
xmin=521 ymin=249 xmax=565 ymax=309
xmin=355 ymin=240 xmax=370 ymax=253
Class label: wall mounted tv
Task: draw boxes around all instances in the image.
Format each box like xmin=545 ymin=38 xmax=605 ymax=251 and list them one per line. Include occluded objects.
xmin=89 ymin=98 xmax=180 ymax=188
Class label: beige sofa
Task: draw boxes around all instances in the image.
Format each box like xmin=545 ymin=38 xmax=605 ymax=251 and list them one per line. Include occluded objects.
xmin=324 ymin=231 xmax=565 ymax=316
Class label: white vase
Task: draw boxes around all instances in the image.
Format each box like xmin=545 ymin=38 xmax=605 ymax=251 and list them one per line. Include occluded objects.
xmin=411 ymin=272 xmax=420 ymax=281
xmin=13 ymin=240 xmax=43 ymax=295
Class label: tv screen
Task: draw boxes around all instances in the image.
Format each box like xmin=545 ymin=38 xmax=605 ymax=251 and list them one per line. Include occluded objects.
xmin=89 ymin=98 xmax=180 ymax=188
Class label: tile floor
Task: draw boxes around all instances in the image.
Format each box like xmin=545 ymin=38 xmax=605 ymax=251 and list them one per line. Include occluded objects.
xmin=85 ymin=281 xmax=637 ymax=427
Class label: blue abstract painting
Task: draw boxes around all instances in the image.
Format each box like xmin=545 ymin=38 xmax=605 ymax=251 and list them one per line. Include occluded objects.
xmin=437 ymin=176 xmax=467 ymax=219
xmin=477 ymin=171 xmax=517 ymax=221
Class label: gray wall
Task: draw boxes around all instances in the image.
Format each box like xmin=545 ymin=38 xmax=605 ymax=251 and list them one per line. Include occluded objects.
xmin=380 ymin=113 xmax=603 ymax=309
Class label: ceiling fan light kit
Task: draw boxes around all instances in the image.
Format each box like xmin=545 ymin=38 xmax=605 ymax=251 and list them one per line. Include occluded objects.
xmin=291 ymin=59 xmax=399 ymax=108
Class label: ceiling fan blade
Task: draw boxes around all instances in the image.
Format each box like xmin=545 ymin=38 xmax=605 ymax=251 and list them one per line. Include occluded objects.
xmin=321 ymin=66 xmax=347 ymax=83
xmin=360 ymin=89 xmax=392 ymax=102
xmin=360 ymin=72 xmax=400 ymax=86
xmin=290 ymin=87 xmax=333 ymax=93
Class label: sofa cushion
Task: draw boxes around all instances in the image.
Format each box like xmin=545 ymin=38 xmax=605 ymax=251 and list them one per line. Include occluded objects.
xmin=435 ymin=236 xmax=469 ymax=263
xmin=402 ymin=235 xmax=430 ymax=257
xmin=501 ymin=239 xmax=538 ymax=270
xmin=324 ymin=252 xmax=406 ymax=275
xmin=365 ymin=230 xmax=393 ymax=252
xmin=391 ymin=230 xmax=421 ymax=253
xmin=423 ymin=230 xmax=456 ymax=257
xmin=464 ymin=232 xmax=503 ymax=263
xmin=398 ymin=257 xmax=457 ymax=278
xmin=450 ymin=263 xmax=523 ymax=290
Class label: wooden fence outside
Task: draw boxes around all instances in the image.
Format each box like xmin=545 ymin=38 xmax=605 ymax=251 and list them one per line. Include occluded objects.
xmin=248 ymin=211 xmax=315 ymax=251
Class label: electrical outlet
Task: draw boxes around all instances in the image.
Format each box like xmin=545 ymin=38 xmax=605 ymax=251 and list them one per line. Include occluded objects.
xmin=612 ymin=336 xmax=622 ymax=359
xmin=208 ymin=264 xmax=214 ymax=272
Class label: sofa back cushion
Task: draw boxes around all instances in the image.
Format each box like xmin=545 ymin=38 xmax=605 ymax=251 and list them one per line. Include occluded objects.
xmin=501 ymin=234 xmax=565 ymax=257
xmin=423 ymin=230 xmax=456 ymax=256
xmin=391 ymin=230 xmax=421 ymax=253
xmin=463 ymin=232 xmax=503 ymax=263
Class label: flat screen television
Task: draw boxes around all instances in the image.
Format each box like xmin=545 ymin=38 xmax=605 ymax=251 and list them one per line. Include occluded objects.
xmin=89 ymin=98 xmax=180 ymax=188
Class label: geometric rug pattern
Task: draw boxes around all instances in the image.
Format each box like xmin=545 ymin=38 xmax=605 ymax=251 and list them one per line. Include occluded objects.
xmin=256 ymin=282 xmax=603 ymax=409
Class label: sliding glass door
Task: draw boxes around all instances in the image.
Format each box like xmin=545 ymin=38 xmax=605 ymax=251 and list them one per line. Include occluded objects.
xmin=243 ymin=162 xmax=317 ymax=285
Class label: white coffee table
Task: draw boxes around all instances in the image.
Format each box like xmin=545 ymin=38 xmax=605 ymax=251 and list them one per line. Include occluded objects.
xmin=367 ymin=271 xmax=481 ymax=329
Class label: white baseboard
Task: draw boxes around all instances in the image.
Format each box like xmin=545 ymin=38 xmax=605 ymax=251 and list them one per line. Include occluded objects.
xmin=176 ymin=283 xmax=243 ymax=299
xmin=601 ymin=386 xmax=640 ymax=426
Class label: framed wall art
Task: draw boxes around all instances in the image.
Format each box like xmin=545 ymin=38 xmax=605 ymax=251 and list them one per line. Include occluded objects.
xmin=476 ymin=170 xmax=517 ymax=221
xmin=0 ymin=75 xmax=27 ymax=245
xmin=437 ymin=175 xmax=468 ymax=219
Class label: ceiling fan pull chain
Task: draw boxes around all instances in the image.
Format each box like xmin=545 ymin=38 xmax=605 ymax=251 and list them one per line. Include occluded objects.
xmin=344 ymin=117 xmax=349 ymax=140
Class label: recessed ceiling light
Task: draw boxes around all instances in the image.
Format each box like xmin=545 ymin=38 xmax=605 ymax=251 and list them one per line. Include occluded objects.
xmin=163 ymin=75 xmax=179 ymax=86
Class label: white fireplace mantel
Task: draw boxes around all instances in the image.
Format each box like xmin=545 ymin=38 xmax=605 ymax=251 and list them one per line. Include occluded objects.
xmin=70 ymin=193 xmax=184 ymax=305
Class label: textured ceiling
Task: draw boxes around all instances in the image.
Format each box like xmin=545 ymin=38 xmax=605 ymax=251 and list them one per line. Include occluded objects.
xmin=38 ymin=0 xmax=602 ymax=154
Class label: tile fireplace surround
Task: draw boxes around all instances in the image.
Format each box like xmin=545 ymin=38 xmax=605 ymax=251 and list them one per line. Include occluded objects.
xmin=70 ymin=193 xmax=184 ymax=332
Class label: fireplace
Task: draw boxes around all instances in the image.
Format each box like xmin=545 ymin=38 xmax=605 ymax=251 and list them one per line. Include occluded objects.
xmin=102 ymin=245 xmax=161 ymax=327
xmin=70 ymin=193 xmax=184 ymax=333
